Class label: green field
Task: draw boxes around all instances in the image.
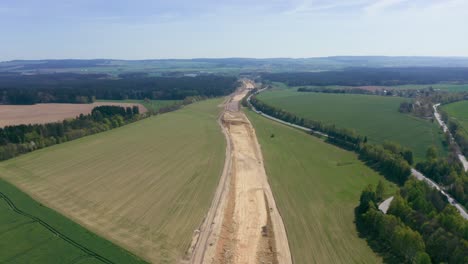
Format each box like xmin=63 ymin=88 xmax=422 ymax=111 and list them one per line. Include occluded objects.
xmin=96 ymin=99 xmax=181 ymax=112
xmin=257 ymin=89 xmax=446 ymax=162
xmin=246 ymin=109 xmax=396 ymax=263
xmin=0 ymin=179 xmax=146 ymax=264
xmin=0 ymin=99 xmax=225 ymax=263
xmin=442 ymin=100 xmax=468 ymax=135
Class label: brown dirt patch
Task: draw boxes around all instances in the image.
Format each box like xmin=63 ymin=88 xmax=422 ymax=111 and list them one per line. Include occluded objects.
xmin=0 ymin=102 xmax=147 ymax=127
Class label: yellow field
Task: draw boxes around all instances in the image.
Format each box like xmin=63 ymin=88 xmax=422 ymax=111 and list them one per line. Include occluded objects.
xmin=0 ymin=99 xmax=226 ymax=263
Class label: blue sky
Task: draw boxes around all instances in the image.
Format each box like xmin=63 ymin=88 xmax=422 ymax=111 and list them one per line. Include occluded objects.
xmin=1 ymin=0 xmax=467 ymax=60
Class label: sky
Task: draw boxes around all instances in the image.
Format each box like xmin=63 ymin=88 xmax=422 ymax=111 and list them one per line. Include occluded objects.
xmin=1 ymin=0 xmax=468 ymax=60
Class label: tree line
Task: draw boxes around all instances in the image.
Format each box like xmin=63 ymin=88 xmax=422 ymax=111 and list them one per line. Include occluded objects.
xmin=249 ymin=95 xmax=412 ymax=185
xmin=439 ymin=108 xmax=468 ymax=159
xmin=298 ymin=86 xmax=374 ymax=95
xmin=299 ymin=86 xmax=447 ymax=99
xmin=0 ymin=73 xmax=238 ymax=104
xmin=0 ymin=105 xmax=142 ymax=161
xmin=359 ymin=143 xmax=413 ymax=185
xmin=399 ymin=90 xmax=468 ymax=119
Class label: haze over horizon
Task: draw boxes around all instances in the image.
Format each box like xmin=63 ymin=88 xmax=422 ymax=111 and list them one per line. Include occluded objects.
xmin=1 ymin=0 xmax=468 ymax=61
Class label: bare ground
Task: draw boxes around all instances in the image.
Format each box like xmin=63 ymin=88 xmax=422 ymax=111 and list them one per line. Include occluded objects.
xmin=189 ymin=80 xmax=292 ymax=264
xmin=0 ymin=102 xmax=147 ymax=127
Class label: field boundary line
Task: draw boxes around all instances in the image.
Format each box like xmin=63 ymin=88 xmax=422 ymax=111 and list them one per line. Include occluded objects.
xmin=0 ymin=191 xmax=114 ymax=264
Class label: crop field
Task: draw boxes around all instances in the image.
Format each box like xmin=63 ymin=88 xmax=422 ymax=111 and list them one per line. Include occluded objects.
xmin=0 ymin=102 xmax=147 ymax=127
xmin=257 ymin=89 xmax=446 ymax=161
xmin=283 ymin=83 xmax=468 ymax=92
xmin=383 ymin=83 xmax=468 ymax=92
xmin=0 ymin=179 xmax=145 ymax=264
xmin=0 ymin=99 xmax=226 ymax=263
xmin=97 ymin=99 xmax=181 ymax=113
xmin=245 ymin=109 xmax=396 ymax=263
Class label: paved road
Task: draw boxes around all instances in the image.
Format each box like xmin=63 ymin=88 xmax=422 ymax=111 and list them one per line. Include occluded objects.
xmin=248 ymin=90 xmax=468 ymax=220
xmin=412 ymin=169 xmax=468 ymax=220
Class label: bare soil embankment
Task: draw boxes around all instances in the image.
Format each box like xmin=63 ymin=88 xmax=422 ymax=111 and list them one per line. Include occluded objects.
xmin=190 ymin=80 xmax=291 ymax=264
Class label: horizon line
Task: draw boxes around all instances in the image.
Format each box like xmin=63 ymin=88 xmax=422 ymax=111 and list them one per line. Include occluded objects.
xmin=3 ymin=55 xmax=468 ymax=63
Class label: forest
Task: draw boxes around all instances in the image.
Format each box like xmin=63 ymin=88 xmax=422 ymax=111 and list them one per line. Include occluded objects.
xmin=357 ymin=178 xmax=468 ymax=263
xmin=262 ymin=67 xmax=468 ymax=86
xmin=0 ymin=73 xmax=238 ymax=104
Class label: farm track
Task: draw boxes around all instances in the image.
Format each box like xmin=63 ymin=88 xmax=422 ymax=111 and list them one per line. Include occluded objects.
xmin=0 ymin=191 xmax=112 ymax=264
xmin=190 ymin=80 xmax=292 ymax=264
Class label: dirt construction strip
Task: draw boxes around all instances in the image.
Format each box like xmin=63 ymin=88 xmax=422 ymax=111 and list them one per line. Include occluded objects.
xmin=188 ymin=80 xmax=292 ymax=264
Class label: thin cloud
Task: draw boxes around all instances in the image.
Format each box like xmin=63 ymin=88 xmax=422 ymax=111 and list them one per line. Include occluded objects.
xmin=284 ymin=0 xmax=371 ymax=15
xmin=364 ymin=0 xmax=409 ymax=15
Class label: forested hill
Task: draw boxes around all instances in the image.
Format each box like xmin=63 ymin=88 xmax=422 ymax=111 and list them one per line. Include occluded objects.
xmin=3 ymin=57 xmax=468 ymax=74
xmin=262 ymin=67 xmax=468 ymax=86
xmin=0 ymin=73 xmax=238 ymax=104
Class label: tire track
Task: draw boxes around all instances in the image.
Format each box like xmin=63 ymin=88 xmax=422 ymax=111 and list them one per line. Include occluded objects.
xmin=187 ymin=96 xmax=233 ymax=264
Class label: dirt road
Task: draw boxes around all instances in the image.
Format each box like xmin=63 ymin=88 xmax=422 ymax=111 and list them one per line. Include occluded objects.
xmin=188 ymin=80 xmax=292 ymax=264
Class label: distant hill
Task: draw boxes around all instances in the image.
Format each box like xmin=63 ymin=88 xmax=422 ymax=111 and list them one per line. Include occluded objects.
xmin=2 ymin=56 xmax=468 ymax=74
